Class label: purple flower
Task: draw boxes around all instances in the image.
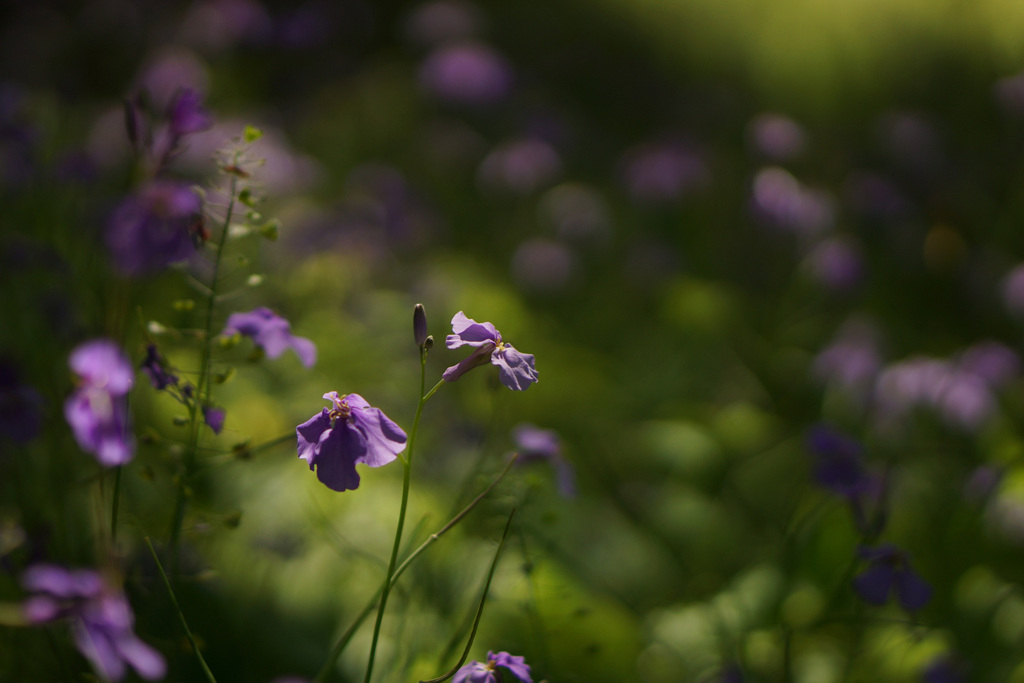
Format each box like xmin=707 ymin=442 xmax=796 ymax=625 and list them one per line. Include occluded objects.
xmin=852 ymin=544 xmax=932 ymax=611
xmin=922 ymin=654 xmax=969 ymax=683
xmin=747 ymin=113 xmax=806 ymax=161
xmin=806 ymin=425 xmax=886 ymax=536
xmin=621 ymin=143 xmax=708 ymax=204
xmin=21 ymin=564 xmax=166 ymax=681
xmin=513 ymin=423 xmax=576 ymax=497
xmin=140 ymin=344 xmax=177 ymax=390
xmin=751 ymin=167 xmax=835 ymax=236
xmin=64 ymin=340 xmax=135 ymax=466
xmin=106 ymin=181 xmax=202 ymax=277
xmin=222 ymin=308 xmax=317 ymax=368
xmin=454 ymin=651 xmax=532 ymax=683
xmin=167 ymin=88 xmax=213 ymax=138
xmin=443 ymin=312 xmax=538 ymax=391
xmin=478 ymin=138 xmax=561 ymax=195
xmin=203 ymin=405 xmax=226 ymax=435
xmin=804 ymin=238 xmax=863 ymax=292
xmin=296 ymin=392 xmax=407 ymax=491
xmin=419 ymin=42 xmax=513 ymax=106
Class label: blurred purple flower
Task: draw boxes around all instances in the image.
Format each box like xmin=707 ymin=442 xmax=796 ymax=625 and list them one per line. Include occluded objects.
xmin=296 ymin=392 xmax=407 ymax=492
xmin=813 ymin=321 xmax=883 ymax=402
xmin=852 ymin=544 xmax=931 ymax=611
xmin=751 ymin=167 xmax=835 ymax=236
xmin=137 ymin=49 xmax=209 ymax=108
xmin=995 ymin=70 xmax=1024 ymax=116
xmin=806 ymin=425 xmax=886 ymax=535
xmin=0 ymin=360 xmax=43 ymax=444
xmin=922 ymin=654 xmax=969 ymax=683
xmin=203 ymin=405 xmax=226 ymax=435
xmin=222 ymin=307 xmax=317 ymax=368
xmin=843 ymin=172 xmax=912 ymax=222
xmin=454 ymin=651 xmax=532 ymax=683
xmin=511 ymin=238 xmax=577 ymax=293
xmin=621 ymin=143 xmax=708 ymax=204
xmin=21 ymin=564 xmax=165 ymax=681
xmin=805 ymin=237 xmax=863 ymax=291
xmin=140 ymin=344 xmax=177 ymax=390
xmin=443 ymin=312 xmax=538 ymax=391
xmin=513 ymin=423 xmax=576 ymax=497
xmin=419 ymin=42 xmax=513 ymax=106
xmin=406 ymin=0 xmax=483 ymax=46
xmin=106 ymin=181 xmax=201 ymax=277
xmin=478 ymin=138 xmax=561 ymax=195
xmin=747 ymin=113 xmax=806 ymax=161
xmin=167 ymin=88 xmax=213 ymax=138
xmin=64 ymin=340 xmax=135 ymax=466
xmin=957 ymin=341 xmax=1020 ymax=389
xmin=1003 ymin=264 xmax=1024 ymax=320
xmin=875 ymin=357 xmax=997 ymax=432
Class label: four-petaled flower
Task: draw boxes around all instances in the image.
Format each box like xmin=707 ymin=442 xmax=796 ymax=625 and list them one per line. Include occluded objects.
xmin=296 ymin=392 xmax=407 ymax=491
xmin=21 ymin=564 xmax=166 ymax=682
xmin=852 ymin=544 xmax=932 ymax=611
xmin=443 ymin=312 xmax=538 ymax=391
xmin=454 ymin=651 xmax=532 ymax=683
xmin=64 ymin=340 xmax=135 ymax=466
xmin=222 ymin=307 xmax=317 ymax=368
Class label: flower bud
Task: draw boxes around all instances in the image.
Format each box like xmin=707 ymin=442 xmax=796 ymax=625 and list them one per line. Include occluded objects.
xmin=413 ymin=303 xmax=428 ymax=347
xmin=424 ymin=335 xmax=434 ymax=351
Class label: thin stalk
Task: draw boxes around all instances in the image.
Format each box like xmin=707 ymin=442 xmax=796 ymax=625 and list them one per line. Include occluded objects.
xmin=314 ymin=455 xmax=517 ymax=683
xmin=363 ymin=354 xmax=442 ymax=683
xmin=420 ymin=509 xmax=516 ymax=683
xmin=169 ymin=173 xmax=238 ymax=576
xmin=145 ymin=538 xmax=218 ymax=683
xmin=110 ymin=466 xmax=122 ymax=543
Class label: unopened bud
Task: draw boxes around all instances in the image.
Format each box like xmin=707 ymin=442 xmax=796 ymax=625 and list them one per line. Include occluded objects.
xmin=413 ymin=303 xmax=428 ymax=347
xmin=424 ymin=335 xmax=434 ymax=351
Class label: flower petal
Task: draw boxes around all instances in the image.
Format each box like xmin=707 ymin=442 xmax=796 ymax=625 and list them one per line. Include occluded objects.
xmin=296 ymin=409 xmax=331 ymax=466
xmin=491 ymin=345 xmax=538 ymax=391
xmin=446 ymin=312 xmax=500 ymax=349
xmin=490 ymin=651 xmax=532 ymax=683
xmin=895 ymin=568 xmax=932 ymax=611
xmin=113 ymin=633 xmax=167 ymax=680
xmin=352 ymin=407 xmax=407 ymax=467
xmin=853 ymin=563 xmax=894 ymax=605
xmin=313 ymin=424 xmax=366 ymax=491
xmin=442 ymin=344 xmax=495 ymax=382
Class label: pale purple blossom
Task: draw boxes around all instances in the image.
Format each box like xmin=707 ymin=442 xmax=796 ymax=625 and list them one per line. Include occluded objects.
xmin=203 ymin=405 xmax=226 ymax=434
xmin=478 ymin=138 xmax=561 ymax=195
xmin=805 ymin=238 xmax=863 ymax=291
xmin=751 ymin=167 xmax=835 ymax=236
xmin=513 ymin=423 xmax=576 ymax=497
xmin=812 ymin=320 xmax=883 ymax=403
xmin=621 ymin=143 xmax=708 ymax=204
xmin=419 ymin=42 xmax=513 ymax=106
xmin=222 ymin=308 xmax=317 ymax=368
xmin=21 ymin=564 xmax=165 ymax=681
xmin=296 ymin=392 xmax=407 ymax=491
xmin=454 ymin=651 xmax=532 ymax=683
xmin=64 ymin=340 xmax=135 ymax=466
xmin=747 ymin=113 xmax=806 ymax=161
xmin=443 ymin=312 xmax=538 ymax=391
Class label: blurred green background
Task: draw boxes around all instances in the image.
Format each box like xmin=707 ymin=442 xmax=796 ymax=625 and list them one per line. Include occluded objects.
xmin=5 ymin=0 xmax=1024 ymax=681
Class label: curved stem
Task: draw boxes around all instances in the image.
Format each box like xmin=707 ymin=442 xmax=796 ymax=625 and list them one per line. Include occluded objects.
xmin=363 ymin=352 xmax=440 ymax=683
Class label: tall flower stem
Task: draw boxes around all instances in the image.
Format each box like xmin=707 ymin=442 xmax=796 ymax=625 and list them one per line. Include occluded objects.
xmin=314 ymin=455 xmax=517 ymax=683
xmin=169 ymin=171 xmax=238 ymax=576
xmin=363 ymin=352 xmax=443 ymax=683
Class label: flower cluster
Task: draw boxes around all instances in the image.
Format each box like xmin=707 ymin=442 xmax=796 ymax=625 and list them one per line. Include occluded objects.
xmin=443 ymin=312 xmax=538 ymax=390
xmin=64 ymin=340 xmax=135 ymax=466
xmin=296 ymin=392 xmax=407 ymax=491
xmin=454 ymin=651 xmax=532 ymax=683
xmin=21 ymin=564 xmax=165 ymax=681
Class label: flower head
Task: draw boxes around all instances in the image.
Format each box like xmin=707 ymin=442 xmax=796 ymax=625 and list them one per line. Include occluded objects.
xmin=65 ymin=340 xmax=135 ymax=466
xmin=222 ymin=307 xmax=317 ymax=368
xmin=852 ymin=544 xmax=932 ymax=611
xmin=21 ymin=564 xmax=165 ymax=681
xmin=454 ymin=651 xmax=532 ymax=683
xmin=296 ymin=392 xmax=407 ymax=491
xmin=140 ymin=344 xmax=178 ymax=390
xmin=443 ymin=312 xmax=538 ymax=391
xmin=106 ymin=180 xmax=202 ymax=276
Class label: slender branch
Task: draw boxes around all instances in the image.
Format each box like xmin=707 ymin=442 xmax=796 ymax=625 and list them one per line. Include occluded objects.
xmin=145 ymin=538 xmax=218 ymax=683
xmin=420 ymin=509 xmax=516 ymax=683
xmin=314 ymin=456 xmax=516 ymax=683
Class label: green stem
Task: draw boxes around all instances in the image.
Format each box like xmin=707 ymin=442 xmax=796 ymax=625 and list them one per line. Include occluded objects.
xmin=420 ymin=509 xmax=516 ymax=683
xmin=110 ymin=466 xmax=122 ymax=543
xmin=314 ymin=455 xmax=517 ymax=683
xmin=363 ymin=359 xmax=441 ymax=683
xmin=169 ymin=173 xmax=238 ymax=576
xmin=145 ymin=538 xmax=218 ymax=683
